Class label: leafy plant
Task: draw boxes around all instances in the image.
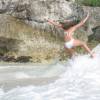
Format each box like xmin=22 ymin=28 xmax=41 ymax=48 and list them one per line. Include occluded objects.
xmin=76 ymin=0 xmax=100 ymax=7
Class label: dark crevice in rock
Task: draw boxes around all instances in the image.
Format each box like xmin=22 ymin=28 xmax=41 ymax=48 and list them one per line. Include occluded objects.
xmin=0 ymin=36 xmax=22 ymax=52
xmin=15 ymin=56 xmax=32 ymax=63
xmin=0 ymin=55 xmax=32 ymax=63
xmin=88 ymin=26 xmax=100 ymax=41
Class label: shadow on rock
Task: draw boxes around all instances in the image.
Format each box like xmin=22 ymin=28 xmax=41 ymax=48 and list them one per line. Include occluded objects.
xmin=0 ymin=36 xmax=22 ymax=53
xmin=89 ymin=26 xmax=100 ymax=42
xmin=0 ymin=55 xmax=32 ymax=63
xmin=15 ymin=56 xmax=32 ymax=63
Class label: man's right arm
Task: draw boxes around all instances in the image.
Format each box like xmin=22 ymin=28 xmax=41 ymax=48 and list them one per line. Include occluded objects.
xmin=44 ymin=17 xmax=63 ymax=28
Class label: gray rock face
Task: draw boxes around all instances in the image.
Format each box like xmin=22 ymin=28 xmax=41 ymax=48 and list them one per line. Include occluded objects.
xmin=0 ymin=0 xmax=99 ymax=62
xmin=83 ymin=7 xmax=100 ymax=42
xmin=89 ymin=26 xmax=100 ymax=41
xmin=0 ymin=1 xmax=99 ymax=37
xmin=0 ymin=0 xmax=80 ymax=19
xmin=93 ymin=26 xmax=100 ymax=41
xmin=0 ymin=0 xmax=84 ymax=37
xmin=83 ymin=6 xmax=100 ymax=36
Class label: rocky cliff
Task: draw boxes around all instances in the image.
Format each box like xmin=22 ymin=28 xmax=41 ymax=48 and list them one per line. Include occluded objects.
xmin=0 ymin=0 xmax=99 ymax=63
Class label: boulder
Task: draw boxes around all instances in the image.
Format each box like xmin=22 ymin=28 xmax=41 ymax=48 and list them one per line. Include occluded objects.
xmin=0 ymin=0 xmax=85 ymax=37
xmin=80 ymin=6 xmax=100 ymax=42
xmin=89 ymin=26 xmax=100 ymax=41
xmin=0 ymin=0 xmax=94 ymax=63
xmin=83 ymin=6 xmax=100 ymax=36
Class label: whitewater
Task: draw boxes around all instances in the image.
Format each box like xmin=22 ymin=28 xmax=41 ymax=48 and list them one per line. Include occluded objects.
xmin=0 ymin=44 xmax=100 ymax=100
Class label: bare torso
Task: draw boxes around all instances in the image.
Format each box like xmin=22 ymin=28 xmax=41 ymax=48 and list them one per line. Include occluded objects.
xmin=64 ymin=30 xmax=74 ymax=42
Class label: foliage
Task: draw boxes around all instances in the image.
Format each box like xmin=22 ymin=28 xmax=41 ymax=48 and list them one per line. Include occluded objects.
xmin=76 ymin=0 xmax=100 ymax=7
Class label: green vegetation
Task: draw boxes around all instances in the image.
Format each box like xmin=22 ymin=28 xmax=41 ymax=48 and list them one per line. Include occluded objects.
xmin=76 ymin=40 xmax=99 ymax=54
xmin=76 ymin=0 xmax=100 ymax=7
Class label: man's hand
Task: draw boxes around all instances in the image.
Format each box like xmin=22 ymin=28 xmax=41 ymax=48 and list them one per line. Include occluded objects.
xmin=44 ymin=17 xmax=49 ymax=21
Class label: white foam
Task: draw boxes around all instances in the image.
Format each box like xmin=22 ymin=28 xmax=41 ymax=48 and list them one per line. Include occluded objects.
xmin=15 ymin=72 xmax=30 ymax=79
xmin=0 ymin=45 xmax=100 ymax=100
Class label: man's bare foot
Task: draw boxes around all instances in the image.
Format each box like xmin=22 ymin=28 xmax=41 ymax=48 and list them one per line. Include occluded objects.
xmin=90 ymin=52 xmax=95 ymax=58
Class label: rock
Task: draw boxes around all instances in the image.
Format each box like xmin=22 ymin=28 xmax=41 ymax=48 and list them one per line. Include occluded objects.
xmin=2 ymin=56 xmax=16 ymax=62
xmin=66 ymin=0 xmax=75 ymax=2
xmin=0 ymin=14 xmax=63 ymax=62
xmin=0 ymin=0 xmax=96 ymax=63
xmin=15 ymin=56 xmax=32 ymax=63
xmin=0 ymin=0 xmax=85 ymax=37
xmin=0 ymin=36 xmax=21 ymax=52
xmin=0 ymin=55 xmax=32 ymax=63
xmin=92 ymin=44 xmax=100 ymax=54
xmin=89 ymin=26 xmax=100 ymax=41
xmin=92 ymin=26 xmax=100 ymax=41
xmin=83 ymin=6 xmax=100 ymax=36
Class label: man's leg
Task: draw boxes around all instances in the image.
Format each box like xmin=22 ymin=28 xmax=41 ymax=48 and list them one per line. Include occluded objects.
xmin=73 ymin=39 xmax=94 ymax=57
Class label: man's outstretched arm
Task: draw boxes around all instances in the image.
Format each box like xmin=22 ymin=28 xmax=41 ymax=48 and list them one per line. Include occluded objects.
xmin=74 ymin=12 xmax=89 ymax=29
xmin=67 ymin=12 xmax=90 ymax=33
xmin=44 ymin=18 xmax=63 ymax=28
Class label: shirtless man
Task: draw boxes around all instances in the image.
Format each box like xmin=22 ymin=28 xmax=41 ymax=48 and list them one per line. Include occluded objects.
xmin=45 ymin=13 xmax=95 ymax=57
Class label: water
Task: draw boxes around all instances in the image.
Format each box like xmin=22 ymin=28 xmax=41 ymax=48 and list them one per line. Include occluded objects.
xmin=0 ymin=45 xmax=100 ymax=100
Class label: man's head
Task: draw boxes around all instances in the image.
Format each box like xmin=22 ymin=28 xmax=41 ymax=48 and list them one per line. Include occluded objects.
xmin=59 ymin=19 xmax=80 ymax=30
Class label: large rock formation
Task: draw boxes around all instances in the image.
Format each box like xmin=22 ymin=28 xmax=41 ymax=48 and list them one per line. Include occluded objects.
xmin=83 ymin=7 xmax=100 ymax=35
xmin=83 ymin=7 xmax=100 ymax=42
xmin=0 ymin=0 xmax=84 ymax=37
xmin=89 ymin=26 xmax=100 ymax=41
xmin=0 ymin=0 xmax=99 ymax=63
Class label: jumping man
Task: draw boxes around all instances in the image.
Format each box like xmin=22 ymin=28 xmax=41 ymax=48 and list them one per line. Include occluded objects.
xmin=45 ymin=13 xmax=95 ymax=58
